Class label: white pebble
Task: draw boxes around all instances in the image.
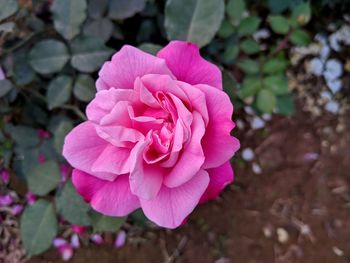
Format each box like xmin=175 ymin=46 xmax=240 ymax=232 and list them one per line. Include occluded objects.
xmin=277 ymin=228 xmax=289 ymax=244
xmin=262 ymin=113 xmax=272 ymax=121
xmin=324 ymin=59 xmax=343 ymax=81
xmin=308 ymin=58 xmax=323 ymax=76
xmin=320 ymin=91 xmax=332 ymax=101
xmin=333 ymin=246 xmax=344 ymax=257
xmin=325 ymin=100 xmax=340 ymax=114
xmin=244 ymin=106 xmax=254 ymax=115
xmin=250 ymin=116 xmax=265 ymax=129
xmin=242 ymin=148 xmax=254 ymax=161
xmin=327 ymin=79 xmax=342 ymax=94
xmin=236 ymin=119 xmax=245 ymax=130
xmin=252 ymin=162 xmax=262 ymax=174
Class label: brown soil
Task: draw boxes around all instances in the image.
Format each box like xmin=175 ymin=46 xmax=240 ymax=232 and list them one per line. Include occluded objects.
xmin=30 ymin=107 xmax=350 ymax=263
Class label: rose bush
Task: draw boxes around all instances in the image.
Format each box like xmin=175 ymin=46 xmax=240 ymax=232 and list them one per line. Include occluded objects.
xmin=63 ymin=41 xmax=240 ymax=228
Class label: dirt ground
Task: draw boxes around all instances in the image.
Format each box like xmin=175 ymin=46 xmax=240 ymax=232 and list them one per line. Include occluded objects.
xmin=28 ymin=100 xmax=350 ymax=263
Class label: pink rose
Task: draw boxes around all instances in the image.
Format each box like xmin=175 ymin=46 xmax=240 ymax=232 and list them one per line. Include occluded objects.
xmin=63 ymin=41 xmax=240 ymax=228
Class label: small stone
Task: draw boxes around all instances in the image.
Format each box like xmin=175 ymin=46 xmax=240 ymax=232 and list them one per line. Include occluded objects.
xmin=333 ymin=246 xmax=344 ymax=257
xmin=253 ymin=28 xmax=270 ymax=41
xmin=236 ymin=119 xmax=245 ymax=130
xmin=325 ymin=100 xmax=340 ymax=114
xmin=324 ymin=59 xmax=343 ymax=82
xmin=327 ymin=79 xmax=342 ymax=94
xmin=277 ymin=228 xmax=289 ymax=244
xmin=262 ymin=113 xmax=272 ymax=121
xmin=242 ymin=148 xmax=254 ymax=161
xmin=252 ymin=162 xmax=262 ymax=174
xmin=263 ymin=225 xmax=273 ymax=238
xmin=320 ymin=91 xmax=332 ymax=101
xmin=250 ymin=116 xmax=265 ymax=129
xmin=244 ymin=106 xmax=254 ymax=115
xmin=307 ymin=58 xmax=323 ymax=76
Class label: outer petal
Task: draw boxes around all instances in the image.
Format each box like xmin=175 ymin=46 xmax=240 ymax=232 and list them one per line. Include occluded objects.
xmin=164 ymin=111 xmax=205 ymax=188
xmin=140 ymin=169 xmax=209 ymax=229
xmin=72 ymin=169 xmax=106 ymax=202
xmin=97 ymin=45 xmax=174 ymax=90
xmin=90 ymin=175 xmax=140 ymax=216
xmin=62 ymin=122 xmax=116 ymax=181
xmin=196 ymin=84 xmax=240 ymax=169
xmin=157 ymin=41 xmax=222 ymax=89
xmin=200 ymin=161 xmax=234 ymax=203
xmin=73 ymin=170 xmax=140 ymax=216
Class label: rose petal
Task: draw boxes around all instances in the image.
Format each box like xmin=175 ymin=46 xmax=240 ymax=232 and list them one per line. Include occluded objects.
xmin=200 ymin=161 xmax=234 ymax=203
xmin=164 ymin=111 xmax=205 ymax=188
xmin=196 ymin=84 xmax=240 ymax=169
xmin=140 ymin=169 xmax=209 ymax=229
xmin=72 ymin=170 xmax=140 ymax=216
xmin=62 ymin=122 xmax=116 ymax=181
xmin=129 ymin=140 xmax=164 ymax=200
xmin=97 ymin=45 xmax=174 ymax=90
xmin=157 ymin=41 xmax=222 ymax=89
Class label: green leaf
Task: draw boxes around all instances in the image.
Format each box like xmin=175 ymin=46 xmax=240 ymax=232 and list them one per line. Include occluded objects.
xmin=226 ymin=0 xmax=246 ymax=26
xmin=138 ymin=43 xmax=162 ymax=55
xmin=51 ymin=0 xmax=87 ymax=40
xmin=165 ymin=0 xmax=225 ymax=47
xmin=291 ymin=2 xmax=311 ymax=26
xmin=238 ymin=77 xmax=261 ymax=98
xmin=0 ymin=79 xmax=13 ymax=97
xmin=268 ymin=15 xmax=290 ymax=34
xmin=256 ymin=89 xmax=276 ymax=113
xmin=28 ymin=39 xmax=69 ymax=75
xmin=0 ymin=0 xmax=18 ymax=21
xmin=217 ymin=20 xmax=235 ymax=38
xmin=263 ymin=58 xmax=288 ymax=74
xmin=263 ymin=75 xmax=289 ymax=95
xmin=20 ymin=200 xmax=58 ymax=256
xmin=240 ymin=39 xmax=260 ymax=54
xmin=73 ymin=74 xmax=96 ymax=102
xmin=238 ymin=59 xmax=259 ymax=75
xmin=223 ymin=45 xmax=239 ymax=64
xmin=13 ymin=51 xmax=36 ymax=86
xmin=5 ymin=124 xmax=40 ymax=148
xmin=56 ymin=180 xmax=91 ymax=225
xmin=108 ymin=0 xmax=146 ymax=20
xmin=276 ymin=94 xmax=295 ymax=115
xmin=53 ymin=119 xmax=73 ymax=154
xmin=90 ymin=211 xmax=126 ymax=233
xmin=47 ymin=75 xmax=73 ymax=110
xmin=70 ymin=36 xmax=114 ymax=73
xmin=27 ymin=161 xmax=61 ymax=196
xmin=88 ymin=0 xmax=109 ymax=19
xmin=83 ymin=18 xmax=114 ymax=42
xmin=238 ymin=16 xmax=261 ymax=36
xmin=290 ymin=29 xmax=311 ymax=46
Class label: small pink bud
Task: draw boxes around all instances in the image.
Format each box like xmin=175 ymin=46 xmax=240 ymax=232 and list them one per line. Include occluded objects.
xmin=304 ymin=152 xmax=319 ymax=162
xmin=71 ymin=225 xmax=87 ymax=235
xmin=58 ymin=244 xmax=73 ymax=261
xmin=0 ymin=67 xmax=5 ymax=80
xmin=0 ymin=169 xmax=10 ymax=184
xmin=53 ymin=237 xmax=67 ymax=248
xmin=60 ymin=163 xmax=71 ymax=182
xmin=11 ymin=204 xmax=24 ymax=215
xmin=90 ymin=234 xmax=104 ymax=245
xmin=37 ymin=129 xmax=51 ymax=139
xmin=114 ymin=230 xmax=126 ymax=249
xmin=70 ymin=234 xmax=80 ymax=248
xmin=0 ymin=194 xmax=13 ymax=206
xmin=38 ymin=154 xmax=46 ymax=164
xmin=25 ymin=192 xmax=37 ymax=205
